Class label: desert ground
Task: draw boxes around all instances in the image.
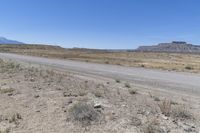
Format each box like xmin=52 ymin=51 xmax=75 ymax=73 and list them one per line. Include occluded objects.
xmin=0 ymin=53 xmax=199 ymax=133
xmin=1 ymin=44 xmax=200 ymax=73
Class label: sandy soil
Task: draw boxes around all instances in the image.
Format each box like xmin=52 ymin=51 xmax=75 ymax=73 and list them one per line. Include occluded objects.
xmin=0 ymin=58 xmax=199 ymax=133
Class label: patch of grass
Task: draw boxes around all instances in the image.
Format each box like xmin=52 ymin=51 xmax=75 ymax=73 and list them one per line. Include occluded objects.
xmin=128 ymin=88 xmax=137 ymax=95
xmin=0 ymin=60 xmax=21 ymax=73
xmin=69 ymin=102 xmax=100 ymax=126
xmin=93 ymin=90 xmax=103 ymax=98
xmin=185 ymin=66 xmax=193 ymax=70
xmin=9 ymin=113 xmax=22 ymax=124
xmin=78 ymin=90 xmax=87 ymax=96
xmin=170 ymin=101 xmax=178 ymax=105
xmin=105 ymin=61 xmax=109 ymax=64
xmin=144 ymin=119 xmax=169 ymax=133
xmin=0 ymin=128 xmax=10 ymax=133
xmin=115 ymin=79 xmax=121 ymax=83
xmin=125 ymin=83 xmax=131 ymax=88
xmin=158 ymin=99 xmax=171 ymax=116
xmin=1 ymin=45 xmax=200 ymax=73
xmin=0 ymin=88 xmax=15 ymax=94
xmin=172 ymin=105 xmax=192 ymax=120
xmin=154 ymin=97 xmax=160 ymax=101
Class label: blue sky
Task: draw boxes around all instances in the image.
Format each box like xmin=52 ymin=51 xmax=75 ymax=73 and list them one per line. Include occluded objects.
xmin=0 ymin=0 xmax=200 ymax=49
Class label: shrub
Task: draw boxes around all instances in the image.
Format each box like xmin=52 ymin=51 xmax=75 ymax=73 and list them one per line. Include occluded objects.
xmin=9 ymin=113 xmax=22 ymax=125
xmin=69 ymin=102 xmax=100 ymax=126
xmin=0 ymin=128 xmax=10 ymax=133
xmin=115 ymin=79 xmax=120 ymax=83
xmin=158 ymin=99 xmax=171 ymax=116
xmin=0 ymin=87 xmax=14 ymax=94
xmin=154 ymin=97 xmax=160 ymax=101
xmin=141 ymin=64 xmax=145 ymax=67
xmin=145 ymin=120 xmax=160 ymax=133
xmin=128 ymin=88 xmax=137 ymax=95
xmin=144 ymin=119 xmax=169 ymax=133
xmin=172 ymin=106 xmax=192 ymax=120
xmin=93 ymin=90 xmax=103 ymax=97
xmin=125 ymin=83 xmax=131 ymax=88
xmin=185 ymin=66 xmax=193 ymax=70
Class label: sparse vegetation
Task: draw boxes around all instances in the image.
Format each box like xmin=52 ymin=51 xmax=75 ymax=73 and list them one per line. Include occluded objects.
xmin=185 ymin=66 xmax=193 ymax=70
xmin=0 ymin=87 xmax=15 ymax=94
xmin=141 ymin=64 xmax=145 ymax=67
xmin=144 ymin=119 xmax=169 ymax=133
xmin=172 ymin=105 xmax=193 ymax=120
xmin=125 ymin=83 xmax=131 ymax=88
xmin=128 ymin=88 xmax=137 ymax=95
xmin=78 ymin=91 xmax=87 ymax=96
xmin=69 ymin=102 xmax=100 ymax=126
xmin=0 ymin=128 xmax=10 ymax=133
xmin=0 ymin=59 xmax=21 ymax=73
xmin=154 ymin=97 xmax=160 ymax=101
xmin=0 ymin=59 xmax=198 ymax=132
xmin=9 ymin=113 xmax=22 ymax=124
xmin=115 ymin=79 xmax=121 ymax=83
xmin=93 ymin=90 xmax=103 ymax=97
xmin=158 ymin=99 xmax=171 ymax=116
xmin=1 ymin=45 xmax=200 ymax=73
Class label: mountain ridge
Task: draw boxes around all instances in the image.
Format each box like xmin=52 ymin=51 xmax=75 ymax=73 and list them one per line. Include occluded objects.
xmin=0 ymin=37 xmax=24 ymax=44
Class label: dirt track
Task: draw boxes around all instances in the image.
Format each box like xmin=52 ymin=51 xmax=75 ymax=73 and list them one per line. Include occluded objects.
xmin=0 ymin=53 xmax=200 ymax=97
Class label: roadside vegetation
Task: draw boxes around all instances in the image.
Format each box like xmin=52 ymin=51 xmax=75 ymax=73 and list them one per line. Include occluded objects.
xmin=0 ymin=58 xmax=199 ymax=132
xmin=1 ymin=44 xmax=200 ymax=73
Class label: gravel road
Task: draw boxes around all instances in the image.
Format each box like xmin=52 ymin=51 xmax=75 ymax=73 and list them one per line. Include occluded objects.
xmin=0 ymin=53 xmax=199 ymax=96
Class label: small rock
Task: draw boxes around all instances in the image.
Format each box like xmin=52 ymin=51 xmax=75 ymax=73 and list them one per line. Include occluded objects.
xmin=7 ymin=93 xmax=13 ymax=96
xmin=56 ymin=88 xmax=62 ymax=91
xmin=122 ymin=104 xmax=126 ymax=107
xmin=68 ymin=100 xmax=73 ymax=104
xmin=30 ymin=78 xmax=35 ymax=82
xmin=94 ymin=103 xmax=102 ymax=109
xmin=34 ymin=95 xmax=40 ymax=98
xmin=161 ymin=115 xmax=169 ymax=120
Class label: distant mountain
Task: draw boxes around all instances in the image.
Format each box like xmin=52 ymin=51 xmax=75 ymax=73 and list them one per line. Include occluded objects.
xmin=136 ymin=41 xmax=200 ymax=53
xmin=0 ymin=37 xmax=24 ymax=44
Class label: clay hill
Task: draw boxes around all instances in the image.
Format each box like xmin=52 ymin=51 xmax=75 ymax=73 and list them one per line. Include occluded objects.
xmin=136 ymin=41 xmax=200 ymax=53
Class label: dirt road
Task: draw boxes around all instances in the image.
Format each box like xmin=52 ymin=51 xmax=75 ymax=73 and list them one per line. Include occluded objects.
xmin=0 ymin=53 xmax=199 ymax=96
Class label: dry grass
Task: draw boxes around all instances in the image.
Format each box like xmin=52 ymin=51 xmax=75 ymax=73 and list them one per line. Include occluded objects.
xmin=0 ymin=128 xmax=10 ymax=133
xmin=125 ymin=83 xmax=131 ymax=88
xmin=0 ymin=88 xmax=14 ymax=94
xmin=1 ymin=44 xmax=200 ymax=73
xmin=9 ymin=113 xmax=22 ymax=124
xmin=0 ymin=59 xmax=199 ymax=132
xmin=158 ymin=99 xmax=172 ymax=116
xmin=0 ymin=59 xmax=21 ymax=73
xmin=172 ymin=105 xmax=193 ymax=120
xmin=69 ymin=102 xmax=100 ymax=126
xmin=128 ymin=88 xmax=137 ymax=95
xmin=144 ymin=118 xmax=169 ymax=133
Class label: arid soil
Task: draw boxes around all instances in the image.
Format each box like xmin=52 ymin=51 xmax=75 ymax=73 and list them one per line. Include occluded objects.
xmin=0 ymin=59 xmax=199 ymax=133
xmin=1 ymin=44 xmax=200 ymax=73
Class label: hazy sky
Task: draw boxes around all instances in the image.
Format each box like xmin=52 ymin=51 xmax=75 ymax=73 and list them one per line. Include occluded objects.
xmin=0 ymin=0 xmax=200 ymax=49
